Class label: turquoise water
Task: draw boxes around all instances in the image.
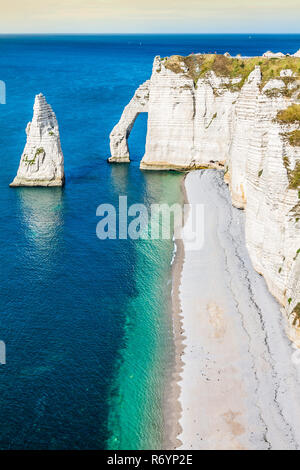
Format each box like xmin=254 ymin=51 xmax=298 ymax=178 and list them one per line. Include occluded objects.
xmin=0 ymin=34 xmax=299 ymax=450
xmin=107 ymin=170 xmax=183 ymax=450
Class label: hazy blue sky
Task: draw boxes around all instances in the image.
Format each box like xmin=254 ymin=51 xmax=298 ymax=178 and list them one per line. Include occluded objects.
xmin=1 ymin=0 xmax=299 ymax=33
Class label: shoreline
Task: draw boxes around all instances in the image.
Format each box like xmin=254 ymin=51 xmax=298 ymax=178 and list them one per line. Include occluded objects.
xmin=164 ymin=174 xmax=188 ymax=450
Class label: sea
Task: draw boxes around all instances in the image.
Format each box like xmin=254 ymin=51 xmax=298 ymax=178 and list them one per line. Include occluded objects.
xmin=0 ymin=34 xmax=299 ymax=450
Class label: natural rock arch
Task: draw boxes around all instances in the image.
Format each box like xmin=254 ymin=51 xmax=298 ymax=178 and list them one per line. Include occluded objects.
xmin=108 ymin=80 xmax=150 ymax=163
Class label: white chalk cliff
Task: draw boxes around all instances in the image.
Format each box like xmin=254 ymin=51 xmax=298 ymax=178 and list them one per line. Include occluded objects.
xmin=110 ymin=53 xmax=300 ymax=344
xmin=10 ymin=94 xmax=64 ymax=187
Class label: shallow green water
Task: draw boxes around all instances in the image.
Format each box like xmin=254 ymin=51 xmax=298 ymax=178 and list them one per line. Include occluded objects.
xmin=107 ymin=171 xmax=184 ymax=450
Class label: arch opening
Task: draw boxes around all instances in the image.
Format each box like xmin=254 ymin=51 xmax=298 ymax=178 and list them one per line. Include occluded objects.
xmin=128 ymin=112 xmax=148 ymax=163
xmin=108 ymin=80 xmax=150 ymax=163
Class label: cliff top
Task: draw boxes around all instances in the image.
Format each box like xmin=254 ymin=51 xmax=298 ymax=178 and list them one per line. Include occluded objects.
xmin=162 ymin=53 xmax=300 ymax=89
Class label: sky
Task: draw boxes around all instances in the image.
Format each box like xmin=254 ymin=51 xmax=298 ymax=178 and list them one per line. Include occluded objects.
xmin=0 ymin=0 xmax=299 ymax=34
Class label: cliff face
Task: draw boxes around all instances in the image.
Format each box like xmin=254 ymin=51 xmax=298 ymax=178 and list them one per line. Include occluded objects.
xmin=141 ymin=57 xmax=239 ymax=171
xmin=10 ymin=94 xmax=64 ymax=187
xmin=110 ymin=54 xmax=300 ymax=344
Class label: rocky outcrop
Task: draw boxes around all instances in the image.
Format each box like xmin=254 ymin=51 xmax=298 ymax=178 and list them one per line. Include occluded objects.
xmin=263 ymin=51 xmax=286 ymax=58
xmin=10 ymin=94 xmax=64 ymax=187
xmin=109 ymin=53 xmax=300 ymax=344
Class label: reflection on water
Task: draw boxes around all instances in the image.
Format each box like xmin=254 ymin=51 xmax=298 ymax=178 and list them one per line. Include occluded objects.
xmin=110 ymin=164 xmax=130 ymax=194
xmin=144 ymin=170 xmax=184 ymax=205
xmin=17 ymin=187 xmax=64 ymax=254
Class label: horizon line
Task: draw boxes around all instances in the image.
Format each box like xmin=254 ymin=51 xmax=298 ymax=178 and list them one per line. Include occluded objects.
xmin=0 ymin=32 xmax=300 ymax=36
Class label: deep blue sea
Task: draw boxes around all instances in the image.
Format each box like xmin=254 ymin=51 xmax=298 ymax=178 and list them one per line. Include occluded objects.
xmin=0 ymin=34 xmax=299 ymax=450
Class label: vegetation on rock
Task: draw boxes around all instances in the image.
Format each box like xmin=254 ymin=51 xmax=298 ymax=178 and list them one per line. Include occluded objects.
xmin=23 ymin=147 xmax=45 ymax=166
xmin=205 ymin=112 xmax=217 ymax=128
xmin=282 ymin=156 xmax=300 ymax=189
xmin=286 ymin=130 xmax=300 ymax=146
xmin=163 ymin=54 xmax=300 ymax=89
xmin=289 ymin=162 xmax=300 ymax=189
xmin=277 ymin=104 xmax=300 ymax=124
xmin=292 ymin=303 xmax=300 ymax=327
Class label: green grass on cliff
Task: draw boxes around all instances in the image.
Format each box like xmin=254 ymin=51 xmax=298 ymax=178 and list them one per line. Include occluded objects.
xmin=286 ymin=130 xmax=300 ymax=146
xmin=163 ymin=54 xmax=300 ymax=89
xmin=282 ymin=156 xmax=300 ymax=189
xmin=277 ymin=104 xmax=300 ymax=123
xmin=289 ymin=162 xmax=300 ymax=189
xmin=292 ymin=303 xmax=300 ymax=327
